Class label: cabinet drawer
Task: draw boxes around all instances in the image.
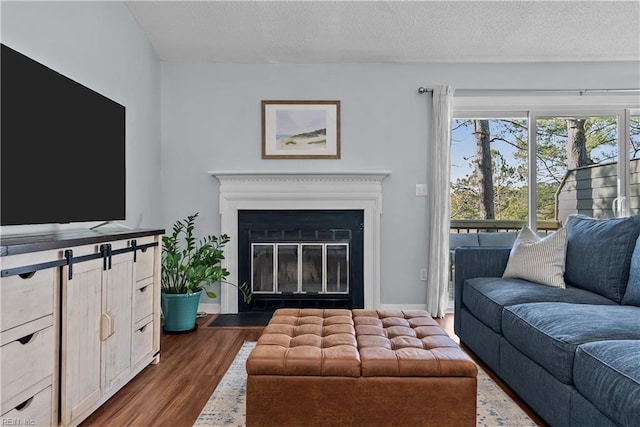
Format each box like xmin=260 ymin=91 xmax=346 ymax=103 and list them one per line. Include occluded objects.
xmin=134 ymin=278 xmax=154 ymax=323
xmin=132 ymin=319 xmax=154 ymax=367
xmin=1 ymin=323 xmax=54 ymax=407
xmin=1 ymin=385 xmax=52 ymax=427
xmin=135 ymin=238 xmax=155 ymax=282
xmin=0 ymin=268 xmax=55 ymax=333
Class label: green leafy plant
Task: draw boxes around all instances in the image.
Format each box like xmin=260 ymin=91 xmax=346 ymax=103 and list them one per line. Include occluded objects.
xmin=161 ymin=212 xmax=251 ymax=303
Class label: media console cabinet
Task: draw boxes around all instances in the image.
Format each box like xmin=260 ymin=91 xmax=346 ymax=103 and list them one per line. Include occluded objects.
xmin=0 ymin=228 xmax=164 ymax=426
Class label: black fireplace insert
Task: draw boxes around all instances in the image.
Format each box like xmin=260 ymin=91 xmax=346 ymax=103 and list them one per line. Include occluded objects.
xmin=237 ymin=210 xmax=364 ymax=312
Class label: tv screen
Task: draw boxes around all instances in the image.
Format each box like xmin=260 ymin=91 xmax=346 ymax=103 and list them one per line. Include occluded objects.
xmin=1 ymin=44 xmax=125 ymax=226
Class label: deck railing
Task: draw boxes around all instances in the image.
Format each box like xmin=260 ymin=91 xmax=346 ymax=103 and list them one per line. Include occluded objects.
xmin=450 ymin=219 xmax=561 ymax=233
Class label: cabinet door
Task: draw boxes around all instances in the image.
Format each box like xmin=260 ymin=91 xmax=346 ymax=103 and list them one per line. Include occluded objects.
xmin=61 ymin=257 xmax=103 ymax=426
xmin=102 ymin=251 xmax=134 ymax=390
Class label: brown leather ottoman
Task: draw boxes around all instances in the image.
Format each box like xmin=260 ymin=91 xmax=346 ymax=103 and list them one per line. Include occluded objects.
xmin=246 ymin=308 xmax=477 ymax=427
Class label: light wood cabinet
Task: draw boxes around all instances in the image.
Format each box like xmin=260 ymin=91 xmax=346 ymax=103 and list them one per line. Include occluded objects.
xmin=61 ymin=241 xmax=135 ymax=424
xmin=61 ymin=255 xmax=102 ymax=423
xmin=0 ymin=229 xmax=162 ymax=427
xmin=102 ymin=249 xmax=134 ymax=390
xmin=131 ymin=236 xmax=160 ymax=369
xmin=1 ymin=249 xmax=59 ymax=426
xmin=60 ymin=236 xmax=161 ymax=427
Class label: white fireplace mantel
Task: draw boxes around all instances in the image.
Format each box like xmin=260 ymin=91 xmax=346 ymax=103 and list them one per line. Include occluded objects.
xmin=209 ymin=170 xmax=391 ymax=313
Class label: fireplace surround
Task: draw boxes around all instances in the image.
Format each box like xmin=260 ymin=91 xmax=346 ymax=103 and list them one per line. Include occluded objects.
xmin=209 ymin=170 xmax=390 ymax=313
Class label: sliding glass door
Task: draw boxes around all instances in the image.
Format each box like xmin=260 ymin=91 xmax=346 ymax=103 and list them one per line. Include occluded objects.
xmin=452 ymin=99 xmax=639 ymax=228
xmin=450 ymin=115 xmax=529 ymax=224
xmin=630 ymin=112 xmax=640 ymax=215
xmin=534 ymin=114 xmax=620 ymax=222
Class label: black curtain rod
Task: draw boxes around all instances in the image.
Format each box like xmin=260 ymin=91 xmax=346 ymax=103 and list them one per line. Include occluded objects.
xmin=418 ymin=87 xmax=640 ymax=95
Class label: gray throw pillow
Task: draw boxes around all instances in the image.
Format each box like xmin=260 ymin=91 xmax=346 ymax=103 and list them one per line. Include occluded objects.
xmin=564 ymin=214 xmax=640 ymax=303
xmin=503 ymin=226 xmax=567 ymax=288
xmin=622 ymin=235 xmax=640 ymax=306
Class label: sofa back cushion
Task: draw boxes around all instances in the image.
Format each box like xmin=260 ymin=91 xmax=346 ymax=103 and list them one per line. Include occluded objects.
xmin=449 ymin=233 xmax=480 ymax=250
xmin=565 ymin=214 xmax=640 ymax=302
xmin=622 ymin=235 xmax=640 ymax=306
xmin=477 ymin=232 xmax=518 ymax=247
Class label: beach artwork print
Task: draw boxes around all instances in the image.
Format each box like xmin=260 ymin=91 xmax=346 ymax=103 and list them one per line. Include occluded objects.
xmin=276 ymin=109 xmax=327 ymax=150
xmin=262 ymin=100 xmax=340 ymax=159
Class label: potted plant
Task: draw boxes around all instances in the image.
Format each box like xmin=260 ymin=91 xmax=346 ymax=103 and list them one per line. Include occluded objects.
xmin=161 ymin=212 xmax=251 ymax=332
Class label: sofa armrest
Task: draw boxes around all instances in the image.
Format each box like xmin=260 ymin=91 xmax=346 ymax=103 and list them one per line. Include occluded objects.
xmin=453 ymin=246 xmax=511 ymax=336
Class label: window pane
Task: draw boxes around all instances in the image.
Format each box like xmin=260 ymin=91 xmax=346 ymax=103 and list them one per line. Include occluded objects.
xmin=252 ymin=244 xmax=274 ymax=292
xmin=301 ymin=244 xmax=323 ymax=293
xmin=277 ymin=244 xmax=298 ymax=293
xmin=545 ymin=116 xmax=619 ymax=221
xmin=326 ymin=244 xmax=348 ymax=293
xmin=450 ymin=119 xmax=529 ymax=221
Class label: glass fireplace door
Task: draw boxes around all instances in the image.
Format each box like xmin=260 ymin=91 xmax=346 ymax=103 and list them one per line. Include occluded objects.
xmin=251 ymin=242 xmax=349 ymax=295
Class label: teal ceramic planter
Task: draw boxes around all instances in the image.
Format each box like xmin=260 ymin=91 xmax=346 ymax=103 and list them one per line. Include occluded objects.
xmin=161 ymin=290 xmax=202 ymax=332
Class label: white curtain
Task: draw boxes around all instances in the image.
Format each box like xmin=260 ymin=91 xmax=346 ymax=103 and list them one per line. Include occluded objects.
xmin=425 ymin=85 xmax=454 ymax=317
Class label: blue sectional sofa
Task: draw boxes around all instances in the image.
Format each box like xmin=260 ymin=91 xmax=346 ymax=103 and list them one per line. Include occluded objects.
xmin=454 ymin=215 xmax=640 ymax=426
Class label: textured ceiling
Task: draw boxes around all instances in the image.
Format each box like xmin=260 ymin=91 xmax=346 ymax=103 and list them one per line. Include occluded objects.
xmin=125 ymin=1 xmax=640 ymax=63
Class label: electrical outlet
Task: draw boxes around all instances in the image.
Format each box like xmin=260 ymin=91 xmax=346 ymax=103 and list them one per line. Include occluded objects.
xmin=420 ymin=268 xmax=428 ymax=281
xmin=415 ymin=184 xmax=427 ymax=196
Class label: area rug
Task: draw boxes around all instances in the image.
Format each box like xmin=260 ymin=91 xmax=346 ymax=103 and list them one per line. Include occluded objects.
xmin=194 ymin=342 xmax=537 ymax=427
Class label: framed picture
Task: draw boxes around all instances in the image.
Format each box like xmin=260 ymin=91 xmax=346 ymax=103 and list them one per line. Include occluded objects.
xmin=262 ymin=100 xmax=340 ymax=159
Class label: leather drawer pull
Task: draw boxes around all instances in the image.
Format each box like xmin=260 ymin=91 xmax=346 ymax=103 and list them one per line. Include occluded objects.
xmin=18 ymin=332 xmax=36 ymax=345
xmin=15 ymin=396 xmax=34 ymax=411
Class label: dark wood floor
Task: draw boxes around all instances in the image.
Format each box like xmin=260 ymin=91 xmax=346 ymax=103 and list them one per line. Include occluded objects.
xmin=81 ymin=313 xmax=546 ymax=426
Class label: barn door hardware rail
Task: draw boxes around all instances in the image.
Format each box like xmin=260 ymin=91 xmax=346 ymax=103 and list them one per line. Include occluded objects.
xmin=1 ymin=240 xmax=158 ymax=279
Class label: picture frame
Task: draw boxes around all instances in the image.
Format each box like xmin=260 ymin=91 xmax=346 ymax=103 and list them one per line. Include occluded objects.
xmin=262 ymin=100 xmax=340 ymax=159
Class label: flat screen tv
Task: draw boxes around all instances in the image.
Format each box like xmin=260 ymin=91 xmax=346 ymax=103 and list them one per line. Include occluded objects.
xmin=1 ymin=44 xmax=125 ymax=226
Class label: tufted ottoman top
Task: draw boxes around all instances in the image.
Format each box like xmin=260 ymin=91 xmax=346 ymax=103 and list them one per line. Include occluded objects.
xmin=352 ymin=309 xmax=477 ymax=377
xmin=246 ymin=308 xmax=361 ymax=377
xmin=246 ymin=308 xmax=476 ymax=379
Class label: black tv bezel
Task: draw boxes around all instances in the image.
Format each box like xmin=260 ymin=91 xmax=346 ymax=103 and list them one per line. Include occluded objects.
xmin=1 ymin=43 xmax=126 ymax=226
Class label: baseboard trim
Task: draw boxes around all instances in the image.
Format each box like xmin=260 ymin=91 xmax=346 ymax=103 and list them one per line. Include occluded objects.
xmin=198 ymin=302 xmax=220 ymax=314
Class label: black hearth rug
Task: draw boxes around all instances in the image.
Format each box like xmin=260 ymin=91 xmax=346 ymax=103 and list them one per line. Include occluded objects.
xmin=208 ymin=311 xmax=273 ymax=327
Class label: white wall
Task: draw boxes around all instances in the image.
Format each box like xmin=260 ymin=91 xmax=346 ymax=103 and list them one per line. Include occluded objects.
xmin=1 ymin=1 xmax=162 ymax=232
xmin=161 ymin=61 xmax=640 ymax=307
xmin=3 ymin=1 xmax=638 ymax=307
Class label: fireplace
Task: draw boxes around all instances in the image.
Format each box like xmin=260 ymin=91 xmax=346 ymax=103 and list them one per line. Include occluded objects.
xmin=209 ymin=170 xmax=390 ymax=313
xmin=237 ymin=210 xmax=364 ymax=312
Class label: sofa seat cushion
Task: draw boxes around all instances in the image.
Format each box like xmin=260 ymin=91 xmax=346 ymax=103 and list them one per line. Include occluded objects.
xmin=463 ymin=277 xmax=616 ymax=334
xmin=574 ymin=340 xmax=640 ymax=427
xmin=502 ymin=303 xmax=640 ymax=384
